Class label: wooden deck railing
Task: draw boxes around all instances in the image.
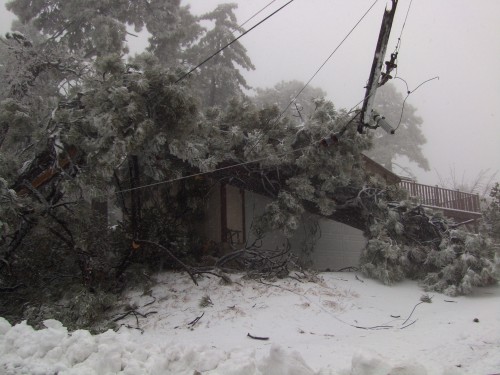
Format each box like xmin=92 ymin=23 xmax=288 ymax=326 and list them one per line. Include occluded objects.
xmin=399 ymin=180 xmax=481 ymax=214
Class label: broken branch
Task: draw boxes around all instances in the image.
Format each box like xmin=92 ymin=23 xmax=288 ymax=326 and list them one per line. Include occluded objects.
xmin=135 ymin=239 xmax=199 ymax=286
xmin=247 ymin=333 xmax=269 ymax=340
xmin=188 ymin=312 xmax=204 ymax=327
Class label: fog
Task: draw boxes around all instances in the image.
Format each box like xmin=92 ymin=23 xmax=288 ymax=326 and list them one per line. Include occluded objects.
xmin=1 ymin=0 xmax=498 ymax=189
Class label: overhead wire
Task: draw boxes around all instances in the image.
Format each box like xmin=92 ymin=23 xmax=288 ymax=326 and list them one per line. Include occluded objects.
xmin=239 ymin=0 xmax=280 ymax=28
xmin=107 ymin=145 xmax=311 ymax=197
xmin=279 ymin=0 xmax=380 ymax=119
xmin=175 ymin=0 xmax=296 ymax=84
xmin=392 ymin=75 xmax=439 ymax=131
xmin=393 ymin=0 xmax=414 ymax=55
xmin=391 ymin=0 xmax=414 ymax=81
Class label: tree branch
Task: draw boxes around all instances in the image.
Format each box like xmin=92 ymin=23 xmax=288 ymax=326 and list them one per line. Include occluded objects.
xmin=135 ymin=239 xmax=199 ymax=285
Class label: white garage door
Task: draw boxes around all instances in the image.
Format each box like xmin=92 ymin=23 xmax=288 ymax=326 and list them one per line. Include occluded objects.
xmin=244 ymin=191 xmax=366 ymax=271
xmin=310 ymin=219 xmax=366 ymax=271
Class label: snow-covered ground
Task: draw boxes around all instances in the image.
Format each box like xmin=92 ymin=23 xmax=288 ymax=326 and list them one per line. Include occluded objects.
xmin=1 ymin=272 xmax=499 ymax=374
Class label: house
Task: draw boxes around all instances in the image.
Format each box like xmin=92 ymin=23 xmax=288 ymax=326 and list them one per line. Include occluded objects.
xmin=106 ymin=152 xmax=482 ymax=271
xmin=198 ymin=154 xmax=401 ymax=271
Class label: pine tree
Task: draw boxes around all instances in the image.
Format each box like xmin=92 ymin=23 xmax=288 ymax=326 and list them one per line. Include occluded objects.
xmin=145 ymin=2 xmax=202 ymax=68
xmin=6 ymin=0 xmax=133 ymax=57
xmin=187 ymin=4 xmax=255 ymax=108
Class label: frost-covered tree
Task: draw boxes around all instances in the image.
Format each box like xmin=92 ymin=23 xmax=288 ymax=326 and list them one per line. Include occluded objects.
xmin=187 ymin=4 xmax=255 ymax=108
xmin=365 ymin=83 xmax=429 ymax=172
xmin=6 ymin=0 xmax=135 ymax=57
xmin=145 ymin=2 xmax=202 ymax=68
xmin=5 ymin=0 xmax=200 ymax=63
xmin=483 ymin=183 xmax=500 ymax=241
xmin=0 ymin=38 xmax=206 ymax=326
xmin=252 ymin=80 xmax=327 ymax=125
xmin=358 ymin=184 xmax=498 ymax=295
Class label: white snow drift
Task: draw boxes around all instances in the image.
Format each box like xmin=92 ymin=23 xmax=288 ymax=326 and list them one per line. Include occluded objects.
xmin=1 ymin=272 xmax=499 ymax=374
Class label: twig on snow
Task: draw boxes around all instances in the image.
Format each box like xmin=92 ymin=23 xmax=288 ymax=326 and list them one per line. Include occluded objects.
xmin=355 ymin=275 xmax=364 ymax=283
xmin=400 ymin=319 xmax=418 ymax=329
xmin=188 ymin=312 xmax=205 ymax=327
xmin=112 ymin=310 xmax=157 ymax=324
xmin=402 ymin=301 xmax=426 ymax=326
xmin=117 ymin=324 xmax=144 ymax=334
xmin=353 ymin=325 xmax=392 ymax=330
xmin=337 ymin=266 xmax=359 ymax=272
xmin=247 ymin=333 xmax=269 ymax=340
xmin=135 ymin=239 xmax=199 ymax=286
xmin=143 ymin=296 xmax=156 ymax=307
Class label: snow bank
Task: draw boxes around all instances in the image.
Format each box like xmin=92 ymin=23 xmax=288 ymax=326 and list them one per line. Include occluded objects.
xmin=0 ymin=318 xmax=318 ymax=374
xmin=0 ymin=317 xmax=456 ymax=375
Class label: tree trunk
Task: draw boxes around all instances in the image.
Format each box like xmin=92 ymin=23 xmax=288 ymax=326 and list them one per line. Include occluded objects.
xmin=128 ymin=154 xmax=141 ymax=239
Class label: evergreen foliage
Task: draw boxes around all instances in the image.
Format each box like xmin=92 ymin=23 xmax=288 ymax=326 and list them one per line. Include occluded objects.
xmin=187 ymin=3 xmax=255 ymax=108
xmin=483 ymin=183 xmax=500 ymax=242
xmin=359 ymin=186 xmax=498 ymax=295
xmin=5 ymin=0 xmax=161 ymax=57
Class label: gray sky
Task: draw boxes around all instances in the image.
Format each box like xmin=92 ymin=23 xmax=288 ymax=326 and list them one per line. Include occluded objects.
xmin=1 ymin=0 xmax=499 ymax=189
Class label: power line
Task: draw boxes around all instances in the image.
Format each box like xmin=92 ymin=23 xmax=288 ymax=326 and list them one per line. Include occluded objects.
xmin=394 ymin=0 xmax=414 ymax=54
xmin=392 ymin=0 xmax=414 ymax=78
xmin=393 ymin=75 xmax=439 ymax=131
xmin=175 ymin=0 xmax=296 ymax=84
xmin=246 ymin=0 xmax=379 ymax=153
xmin=240 ymin=0 xmax=280 ymax=28
xmin=109 ymin=145 xmax=311 ymax=197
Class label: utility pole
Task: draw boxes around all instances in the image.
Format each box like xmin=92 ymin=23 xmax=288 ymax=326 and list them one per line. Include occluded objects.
xmin=320 ymin=0 xmax=399 ymax=148
xmin=358 ymin=0 xmax=399 ymax=135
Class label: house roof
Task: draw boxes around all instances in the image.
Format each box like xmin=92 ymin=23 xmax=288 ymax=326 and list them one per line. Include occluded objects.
xmin=361 ymin=154 xmax=401 ymax=185
xmin=163 ymin=152 xmax=399 ymax=232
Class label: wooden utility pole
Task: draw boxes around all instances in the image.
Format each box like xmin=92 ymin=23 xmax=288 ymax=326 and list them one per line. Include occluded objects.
xmin=359 ymin=0 xmax=399 ymax=134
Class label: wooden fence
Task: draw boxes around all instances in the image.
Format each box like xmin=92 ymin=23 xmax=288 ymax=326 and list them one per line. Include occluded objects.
xmin=399 ymin=180 xmax=481 ymax=213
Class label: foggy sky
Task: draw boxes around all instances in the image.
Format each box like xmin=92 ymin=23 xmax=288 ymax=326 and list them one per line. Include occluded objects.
xmin=1 ymin=0 xmax=499 ymax=191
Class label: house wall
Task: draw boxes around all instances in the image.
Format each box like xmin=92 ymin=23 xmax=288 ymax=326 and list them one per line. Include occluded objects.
xmin=244 ymin=190 xmax=366 ymax=271
xmin=244 ymin=191 xmax=295 ymax=252
xmin=225 ymin=184 xmax=245 ymax=245
xmin=309 ymin=218 xmax=367 ymax=270
xmin=199 ymin=182 xmax=222 ymax=244
xmin=200 ymin=184 xmax=366 ymax=270
xmin=199 ymin=182 xmax=245 ymax=246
